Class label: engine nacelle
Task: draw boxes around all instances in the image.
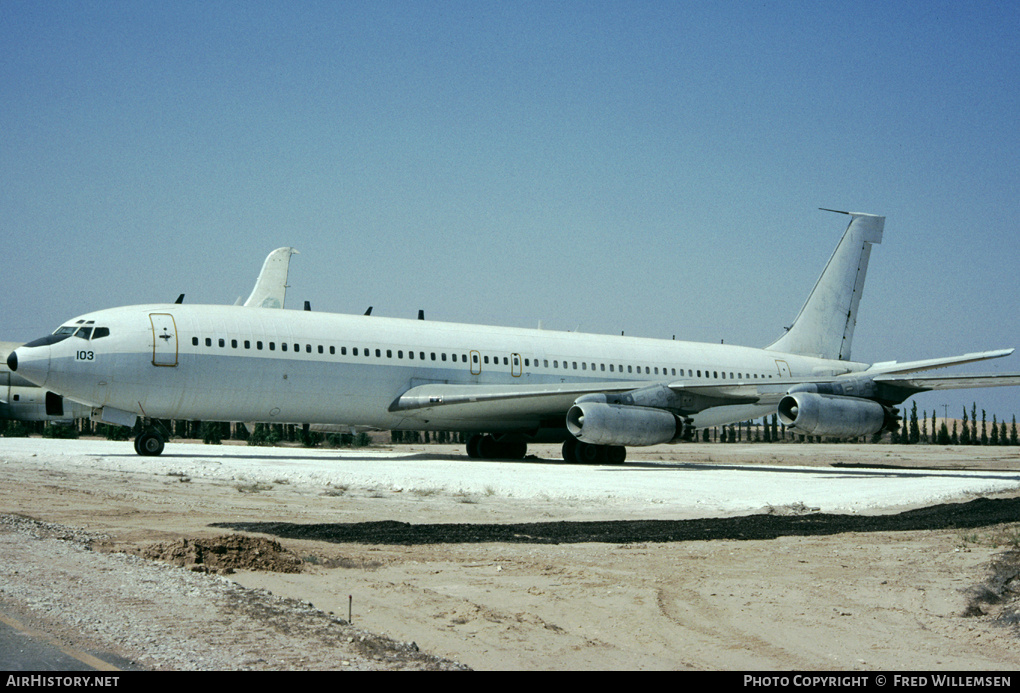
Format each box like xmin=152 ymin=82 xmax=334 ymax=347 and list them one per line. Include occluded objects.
xmin=777 ymin=392 xmax=888 ymax=438
xmin=566 ymin=402 xmax=681 ymax=446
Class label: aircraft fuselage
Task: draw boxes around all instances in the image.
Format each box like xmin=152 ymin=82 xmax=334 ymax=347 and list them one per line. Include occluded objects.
xmin=9 ymin=303 xmax=866 ymax=435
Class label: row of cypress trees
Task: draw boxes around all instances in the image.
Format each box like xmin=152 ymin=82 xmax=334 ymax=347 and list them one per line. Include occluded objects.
xmin=2 ymin=399 xmax=1017 ymax=446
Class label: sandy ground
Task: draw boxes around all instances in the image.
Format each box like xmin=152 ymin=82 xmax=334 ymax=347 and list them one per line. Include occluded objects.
xmin=2 ymin=437 xmax=1020 ymax=670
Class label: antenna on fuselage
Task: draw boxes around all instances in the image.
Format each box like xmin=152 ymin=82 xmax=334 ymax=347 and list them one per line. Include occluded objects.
xmin=304 ymin=301 xmax=311 ymax=311
xmin=364 ymin=307 xmax=373 ymax=316
xmin=175 ymin=294 xmax=185 ymax=304
xmin=418 ymin=310 xmax=425 ymax=320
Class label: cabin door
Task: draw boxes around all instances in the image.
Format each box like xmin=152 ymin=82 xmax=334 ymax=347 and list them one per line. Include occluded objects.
xmin=150 ymin=313 xmax=179 ymax=367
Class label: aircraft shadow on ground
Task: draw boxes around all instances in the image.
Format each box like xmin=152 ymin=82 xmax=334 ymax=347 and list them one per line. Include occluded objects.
xmin=108 ymin=450 xmax=1020 ymax=482
xmin=211 ymin=496 xmax=1020 ymax=545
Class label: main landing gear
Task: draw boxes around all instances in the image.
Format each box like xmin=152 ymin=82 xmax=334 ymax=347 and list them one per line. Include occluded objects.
xmin=465 ymin=433 xmax=626 ymax=464
xmin=561 ymin=437 xmax=626 ymax=465
xmin=466 ymin=434 xmax=528 ymax=460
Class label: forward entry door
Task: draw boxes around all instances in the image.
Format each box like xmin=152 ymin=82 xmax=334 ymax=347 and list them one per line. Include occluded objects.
xmin=150 ymin=313 xmax=178 ymax=367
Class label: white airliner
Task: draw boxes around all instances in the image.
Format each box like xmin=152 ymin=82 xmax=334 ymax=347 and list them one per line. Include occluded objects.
xmin=1 ymin=247 xmax=296 ymax=425
xmin=8 ymin=211 xmax=1020 ymax=460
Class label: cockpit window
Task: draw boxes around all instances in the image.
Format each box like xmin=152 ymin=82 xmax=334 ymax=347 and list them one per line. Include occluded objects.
xmin=54 ymin=326 xmax=77 ymax=336
xmin=92 ymin=327 xmax=110 ymax=339
xmin=74 ymin=327 xmax=93 ymax=340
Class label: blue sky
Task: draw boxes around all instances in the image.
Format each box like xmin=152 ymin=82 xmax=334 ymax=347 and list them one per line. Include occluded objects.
xmin=3 ymin=1 xmax=1018 ymax=424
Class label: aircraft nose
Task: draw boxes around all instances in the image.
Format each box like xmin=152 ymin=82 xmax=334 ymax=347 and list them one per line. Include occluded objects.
xmin=8 ymin=346 xmax=52 ymax=388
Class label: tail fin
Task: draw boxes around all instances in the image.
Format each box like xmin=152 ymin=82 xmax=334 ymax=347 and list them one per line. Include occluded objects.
xmin=243 ymin=247 xmax=298 ymax=309
xmin=766 ymin=211 xmax=884 ymax=361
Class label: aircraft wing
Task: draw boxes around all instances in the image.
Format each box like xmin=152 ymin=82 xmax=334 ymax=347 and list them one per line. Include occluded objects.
xmin=390 ymin=380 xmax=653 ymax=418
xmin=389 ymin=378 xmax=783 ymax=429
xmin=390 ymin=353 xmax=1020 ymax=425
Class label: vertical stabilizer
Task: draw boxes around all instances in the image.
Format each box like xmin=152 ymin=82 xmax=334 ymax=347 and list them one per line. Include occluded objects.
xmin=243 ymin=247 xmax=298 ymax=309
xmin=766 ymin=211 xmax=884 ymax=360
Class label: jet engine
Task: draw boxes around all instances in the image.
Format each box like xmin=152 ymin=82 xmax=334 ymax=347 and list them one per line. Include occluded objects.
xmin=566 ymin=402 xmax=683 ymax=446
xmin=777 ymin=392 xmax=889 ymax=438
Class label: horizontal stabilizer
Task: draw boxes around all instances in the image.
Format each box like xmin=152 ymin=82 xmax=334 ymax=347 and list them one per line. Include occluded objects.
xmin=873 ymin=372 xmax=1020 ymax=391
xmin=866 ymin=349 xmax=1014 ymax=375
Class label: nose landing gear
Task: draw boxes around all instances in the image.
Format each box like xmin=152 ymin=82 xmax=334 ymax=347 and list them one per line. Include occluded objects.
xmin=134 ymin=428 xmax=166 ymax=456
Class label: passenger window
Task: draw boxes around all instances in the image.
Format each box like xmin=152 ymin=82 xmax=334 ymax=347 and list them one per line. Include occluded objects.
xmin=386 ymin=349 xmax=392 ymax=358
xmin=269 ymin=342 xmax=276 ymax=351
xmin=231 ymin=339 xmax=238 ymax=348
xmin=219 ymin=339 xmax=225 ymax=348
xmin=353 ymin=348 xmax=358 ymax=356
xmin=257 ymin=341 xmax=263 ymax=350
xmin=192 ymin=337 xmax=199 ymax=346
xmin=319 ymin=345 xmax=324 ymax=354
xmin=282 ymin=343 xmax=288 ymax=352
xmin=441 ymin=353 xmax=447 ymax=361
xmin=205 ymin=338 xmax=212 ymax=347
xmin=245 ymin=341 xmax=251 ymax=349
xmin=375 ymin=349 xmax=381 ymax=357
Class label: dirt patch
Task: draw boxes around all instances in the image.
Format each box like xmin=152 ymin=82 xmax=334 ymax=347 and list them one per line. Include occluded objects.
xmin=965 ymin=547 xmax=1020 ymax=621
xmin=133 ymin=535 xmax=303 ymax=574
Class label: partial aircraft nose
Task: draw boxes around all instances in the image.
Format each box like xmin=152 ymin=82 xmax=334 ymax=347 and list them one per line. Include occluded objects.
xmin=8 ymin=346 xmax=51 ymax=388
